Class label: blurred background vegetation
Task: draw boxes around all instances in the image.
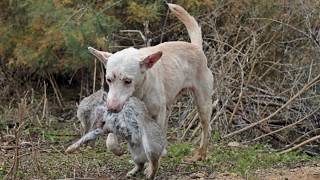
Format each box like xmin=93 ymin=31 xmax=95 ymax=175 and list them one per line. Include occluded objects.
xmin=1 ymin=0 xmax=319 ymax=101
xmin=1 ymin=0 xmax=320 ymax=156
xmin=0 ymin=0 xmax=212 ymax=101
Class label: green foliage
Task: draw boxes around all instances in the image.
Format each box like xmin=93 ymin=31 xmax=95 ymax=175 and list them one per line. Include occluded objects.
xmin=127 ymin=1 xmax=161 ymax=23
xmin=168 ymin=143 xmax=192 ymax=159
xmin=0 ymin=0 xmax=209 ymax=78
xmin=0 ymin=0 xmax=122 ymax=74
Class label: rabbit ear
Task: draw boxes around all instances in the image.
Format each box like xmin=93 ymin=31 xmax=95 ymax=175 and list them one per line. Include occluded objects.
xmin=102 ymin=93 xmax=107 ymax=102
xmin=88 ymin=47 xmax=112 ymax=65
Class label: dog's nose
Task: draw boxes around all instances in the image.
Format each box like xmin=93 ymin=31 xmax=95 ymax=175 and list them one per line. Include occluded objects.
xmin=107 ymin=97 xmax=123 ymax=113
xmin=107 ymin=103 xmax=122 ymax=113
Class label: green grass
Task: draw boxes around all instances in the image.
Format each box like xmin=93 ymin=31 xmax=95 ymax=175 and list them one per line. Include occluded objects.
xmin=160 ymin=142 xmax=313 ymax=177
xmin=208 ymin=143 xmax=311 ymax=175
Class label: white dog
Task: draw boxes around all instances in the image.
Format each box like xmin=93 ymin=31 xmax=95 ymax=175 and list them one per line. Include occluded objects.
xmin=88 ymin=3 xmax=213 ymax=161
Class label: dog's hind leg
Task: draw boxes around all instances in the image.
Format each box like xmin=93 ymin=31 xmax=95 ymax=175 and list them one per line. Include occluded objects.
xmin=189 ymin=68 xmax=213 ymax=161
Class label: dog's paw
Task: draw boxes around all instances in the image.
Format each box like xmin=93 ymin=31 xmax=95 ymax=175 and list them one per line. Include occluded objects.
xmin=184 ymin=148 xmax=207 ymax=162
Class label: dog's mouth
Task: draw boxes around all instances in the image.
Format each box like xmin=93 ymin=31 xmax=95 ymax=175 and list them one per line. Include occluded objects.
xmin=108 ymin=109 xmax=121 ymax=113
xmin=106 ymin=95 xmax=133 ymax=113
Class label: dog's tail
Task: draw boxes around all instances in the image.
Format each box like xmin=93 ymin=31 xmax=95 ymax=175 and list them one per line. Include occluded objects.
xmin=168 ymin=3 xmax=202 ymax=49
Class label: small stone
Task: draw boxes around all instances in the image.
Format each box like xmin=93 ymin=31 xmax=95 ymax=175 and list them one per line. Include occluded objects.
xmin=228 ymin=141 xmax=241 ymax=147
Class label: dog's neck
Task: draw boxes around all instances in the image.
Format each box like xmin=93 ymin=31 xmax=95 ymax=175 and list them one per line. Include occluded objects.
xmin=133 ymin=72 xmax=148 ymax=99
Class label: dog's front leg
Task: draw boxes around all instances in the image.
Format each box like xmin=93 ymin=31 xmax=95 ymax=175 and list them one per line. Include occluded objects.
xmin=142 ymin=88 xmax=167 ymax=131
xmin=157 ymin=106 xmax=167 ymax=131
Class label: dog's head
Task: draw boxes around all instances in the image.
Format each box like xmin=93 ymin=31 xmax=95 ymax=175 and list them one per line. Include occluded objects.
xmin=88 ymin=47 xmax=162 ymax=112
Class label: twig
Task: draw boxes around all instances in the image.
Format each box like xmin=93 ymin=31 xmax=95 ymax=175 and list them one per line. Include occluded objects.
xmin=228 ymin=61 xmax=244 ymax=128
xmin=99 ymin=0 xmax=123 ymax=13
xmin=100 ymin=62 xmax=105 ymax=90
xmin=120 ymin=30 xmax=150 ymax=46
xmin=223 ymin=73 xmax=320 ymax=139
xmin=5 ymin=98 xmax=27 ymax=180
xmin=210 ymin=98 xmax=229 ymax=128
xmin=189 ymin=123 xmax=201 ymax=142
xmin=143 ymin=20 xmax=151 ymax=46
xmin=41 ymin=81 xmax=48 ymax=124
xmin=181 ymin=113 xmax=198 ymax=141
xmin=250 ymin=17 xmax=320 ymax=49
xmin=180 ymin=109 xmax=196 ymax=129
xmin=249 ymin=107 xmax=320 ymax=143
xmin=93 ymin=58 xmax=97 ymax=93
xmin=79 ymin=69 xmax=84 ymax=101
xmin=51 ymin=73 xmax=64 ymax=104
xmin=62 ymin=7 xmax=86 ymax=27
xmin=31 ymin=143 xmax=42 ymax=177
xmin=280 ymin=134 xmax=320 ymax=154
xmin=160 ymin=0 xmax=173 ymax=43
xmin=282 ymin=128 xmax=320 ymax=150
xmin=204 ymin=37 xmax=246 ymax=56
xmin=47 ymin=72 xmax=64 ymax=109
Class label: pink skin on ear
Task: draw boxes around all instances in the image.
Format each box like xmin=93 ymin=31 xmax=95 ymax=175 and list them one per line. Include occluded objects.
xmin=141 ymin=51 xmax=163 ymax=69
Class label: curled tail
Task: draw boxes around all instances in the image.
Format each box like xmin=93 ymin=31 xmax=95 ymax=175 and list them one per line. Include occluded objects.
xmin=168 ymin=3 xmax=202 ymax=49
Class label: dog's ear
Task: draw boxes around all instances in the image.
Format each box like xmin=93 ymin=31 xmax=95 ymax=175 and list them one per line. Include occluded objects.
xmin=140 ymin=51 xmax=162 ymax=70
xmin=88 ymin=47 xmax=112 ymax=64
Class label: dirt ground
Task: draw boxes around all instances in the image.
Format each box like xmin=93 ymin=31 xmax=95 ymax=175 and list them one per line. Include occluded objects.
xmin=53 ymin=162 xmax=320 ymax=180
xmin=254 ymin=162 xmax=320 ymax=180
xmin=158 ymin=162 xmax=320 ymax=180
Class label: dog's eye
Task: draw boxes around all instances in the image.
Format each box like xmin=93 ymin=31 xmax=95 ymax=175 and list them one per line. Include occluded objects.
xmin=124 ymin=79 xmax=132 ymax=85
xmin=106 ymin=78 xmax=112 ymax=83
